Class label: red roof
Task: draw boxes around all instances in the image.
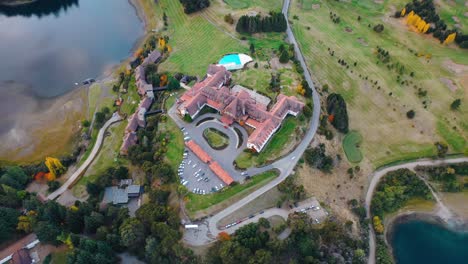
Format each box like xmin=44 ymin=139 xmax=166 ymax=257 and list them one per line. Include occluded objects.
xmin=220 ymin=115 xmax=234 ymax=125
xmin=185 ymin=140 xmax=212 ymax=163
xmin=209 ymin=162 xmax=234 ymax=185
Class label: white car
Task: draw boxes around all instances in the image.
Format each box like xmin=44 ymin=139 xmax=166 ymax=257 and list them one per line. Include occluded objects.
xmin=182 ymin=181 xmax=188 ymax=186
xmin=192 ymin=164 xmax=197 ymax=168
xmin=188 ymin=160 xmax=192 ymax=165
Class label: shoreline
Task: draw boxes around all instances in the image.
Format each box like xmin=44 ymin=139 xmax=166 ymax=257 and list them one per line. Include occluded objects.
xmin=384 ymin=211 xmax=468 ymax=262
xmin=0 ymin=0 xmax=152 ymax=164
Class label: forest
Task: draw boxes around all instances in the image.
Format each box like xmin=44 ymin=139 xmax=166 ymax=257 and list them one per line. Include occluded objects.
xmin=179 ymin=0 xmax=210 ymax=14
xmin=207 ymin=213 xmax=366 ymax=264
xmin=396 ymin=0 xmax=468 ymax=48
xmin=236 ymin=12 xmax=287 ymax=34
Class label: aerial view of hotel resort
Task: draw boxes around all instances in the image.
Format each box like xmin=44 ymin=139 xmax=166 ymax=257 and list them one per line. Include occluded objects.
xmin=0 ymin=0 xmax=467 ymax=263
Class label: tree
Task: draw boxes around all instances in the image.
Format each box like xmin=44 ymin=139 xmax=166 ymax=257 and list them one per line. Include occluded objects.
xmin=406 ymin=110 xmax=415 ymax=119
xmin=258 ymin=217 xmax=270 ymax=228
xmin=0 ymin=166 xmax=29 ymax=190
xmin=326 ymin=93 xmax=349 ymax=133
xmin=0 ymin=207 xmax=20 ymax=243
xmin=250 ymin=43 xmax=255 ymax=54
xmin=35 ymin=221 xmax=61 ymax=245
xmin=84 ymin=212 xmax=104 ymax=234
xmin=119 ymin=218 xmax=145 ymax=252
xmin=373 ymin=24 xmax=384 ymax=33
xmin=167 ymin=77 xmax=180 ymax=90
xmin=218 ymin=232 xmax=231 ymax=241
xmin=373 ymin=216 xmax=384 ymax=234
xmin=450 ymin=99 xmax=461 ymax=110
xmin=279 ymin=50 xmax=289 ymax=63
xmin=435 ymin=142 xmax=448 ymax=157
xmin=179 ymin=0 xmax=210 ymax=14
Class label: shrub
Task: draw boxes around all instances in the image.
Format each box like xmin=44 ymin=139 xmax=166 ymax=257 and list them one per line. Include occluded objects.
xmin=406 ymin=110 xmax=415 ymax=119
xmin=450 ymin=99 xmax=461 ymax=110
xmin=373 ymin=24 xmax=384 ymax=33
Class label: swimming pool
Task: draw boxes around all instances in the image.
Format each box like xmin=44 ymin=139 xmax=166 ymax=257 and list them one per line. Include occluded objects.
xmin=218 ymin=53 xmax=253 ymax=70
xmin=219 ymin=54 xmax=242 ymax=65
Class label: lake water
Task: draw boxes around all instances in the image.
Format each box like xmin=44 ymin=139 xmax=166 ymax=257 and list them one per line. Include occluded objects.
xmin=0 ymin=0 xmax=143 ymax=98
xmin=391 ymin=219 xmax=468 ymax=264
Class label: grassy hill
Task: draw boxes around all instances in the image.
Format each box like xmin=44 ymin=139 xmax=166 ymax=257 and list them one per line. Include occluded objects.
xmin=291 ymin=0 xmax=467 ymax=167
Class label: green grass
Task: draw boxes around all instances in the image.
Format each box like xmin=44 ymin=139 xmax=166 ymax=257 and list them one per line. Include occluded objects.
xmin=88 ymin=83 xmax=102 ymax=119
xmin=290 ymin=0 xmax=467 ymax=168
xmin=342 ymin=131 xmax=363 ymax=163
xmin=300 ymin=0 xmax=320 ymax=10
xmin=158 ymin=0 xmax=248 ymax=76
xmin=436 ymin=0 xmax=468 ymax=30
xmin=437 ymin=120 xmax=467 ymax=153
xmin=51 ymin=250 xmax=69 ymax=264
xmin=120 ymin=76 xmax=140 ymax=116
xmin=223 ymin=0 xmax=283 ymax=10
xmin=236 ymin=117 xmax=299 ymax=168
xmin=203 ymin=128 xmax=229 ymax=149
xmin=79 ymin=122 xmax=128 ymax=185
xmin=185 ymin=170 xmax=278 ymax=213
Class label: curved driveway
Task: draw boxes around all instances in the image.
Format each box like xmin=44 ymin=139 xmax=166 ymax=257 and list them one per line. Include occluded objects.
xmin=365 ymin=157 xmax=468 ymax=264
xmin=47 ymin=112 xmax=123 ymax=200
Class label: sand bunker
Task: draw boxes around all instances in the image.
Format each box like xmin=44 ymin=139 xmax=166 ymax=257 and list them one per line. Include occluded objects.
xmin=439 ymin=78 xmax=458 ymax=92
xmin=443 ymin=59 xmax=468 ymax=75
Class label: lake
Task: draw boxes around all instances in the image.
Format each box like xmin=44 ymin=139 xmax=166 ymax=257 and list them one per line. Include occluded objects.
xmin=0 ymin=0 xmax=143 ymax=162
xmin=391 ymin=219 xmax=468 ymax=264
xmin=0 ymin=0 xmax=143 ymax=98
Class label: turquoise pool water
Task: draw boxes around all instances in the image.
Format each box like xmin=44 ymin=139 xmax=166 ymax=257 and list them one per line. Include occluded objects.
xmin=219 ymin=54 xmax=241 ymax=65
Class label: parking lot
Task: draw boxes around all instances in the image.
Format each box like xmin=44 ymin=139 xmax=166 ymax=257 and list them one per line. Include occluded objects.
xmin=178 ymin=149 xmax=226 ymax=195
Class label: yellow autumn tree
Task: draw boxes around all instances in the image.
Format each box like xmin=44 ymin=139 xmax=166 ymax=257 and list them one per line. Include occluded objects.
xmin=296 ymin=84 xmax=305 ymax=96
xmin=17 ymin=211 xmax=37 ymax=233
xmin=45 ymin=157 xmax=66 ymax=179
xmin=443 ymin=32 xmax=456 ymax=45
xmin=158 ymin=37 xmax=166 ymax=49
xmin=422 ymin=23 xmax=430 ymax=33
xmin=373 ymin=216 xmax=384 ymax=234
xmin=401 ymin=8 xmax=406 ymax=17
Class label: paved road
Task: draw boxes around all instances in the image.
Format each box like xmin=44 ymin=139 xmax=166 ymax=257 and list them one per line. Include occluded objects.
xmin=47 ymin=113 xmax=123 ymax=200
xmin=365 ymin=157 xmax=468 ymax=264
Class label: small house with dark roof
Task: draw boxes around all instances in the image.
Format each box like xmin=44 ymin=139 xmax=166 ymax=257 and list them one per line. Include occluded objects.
xmin=11 ymin=249 xmax=32 ymax=264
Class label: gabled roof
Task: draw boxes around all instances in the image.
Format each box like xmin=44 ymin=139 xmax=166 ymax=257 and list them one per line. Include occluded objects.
xmin=185 ymin=140 xmax=212 ymax=163
xmin=209 ymin=162 xmax=234 ymax=185
xmin=125 ymin=114 xmax=139 ymax=133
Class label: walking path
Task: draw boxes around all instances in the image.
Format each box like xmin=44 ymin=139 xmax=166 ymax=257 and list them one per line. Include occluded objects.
xmin=365 ymin=157 xmax=468 ymax=264
xmin=47 ymin=112 xmax=123 ymax=200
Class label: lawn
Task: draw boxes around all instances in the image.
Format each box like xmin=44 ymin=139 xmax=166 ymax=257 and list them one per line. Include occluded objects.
xmin=223 ymin=0 xmax=283 ymax=10
xmin=342 ymin=131 xmax=363 ymax=163
xmin=236 ymin=117 xmax=300 ymax=168
xmin=88 ymin=83 xmax=102 ymax=120
xmin=160 ymin=117 xmax=185 ymax=172
xmin=185 ymin=170 xmax=278 ymax=214
xmin=290 ymin=0 xmax=467 ymax=168
xmin=203 ymin=128 xmax=229 ymax=149
xmin=157 ymin=0 xmax=248 ymax=77
xmin=120 ymin=76 xmax=141 ymax=116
